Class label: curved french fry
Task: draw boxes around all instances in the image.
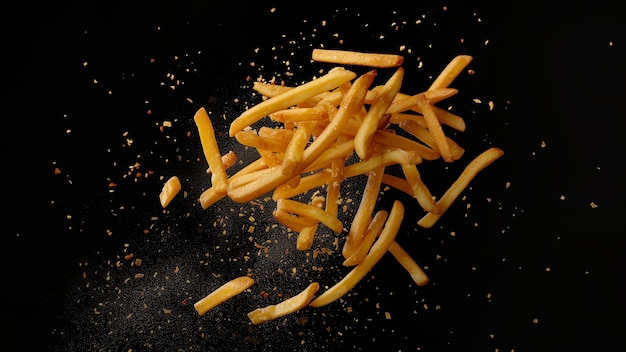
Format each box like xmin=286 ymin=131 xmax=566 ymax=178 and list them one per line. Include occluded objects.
xmin=247 ymin=282 xmax=319 ymax=324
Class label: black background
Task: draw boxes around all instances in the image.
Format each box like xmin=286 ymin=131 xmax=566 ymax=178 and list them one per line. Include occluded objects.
xmin=2 ymin=1 xmax=625 ymax=351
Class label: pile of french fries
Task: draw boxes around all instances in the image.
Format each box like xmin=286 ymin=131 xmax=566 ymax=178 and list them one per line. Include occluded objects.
xmin=159 ymin=48 xmax=504 ymax=324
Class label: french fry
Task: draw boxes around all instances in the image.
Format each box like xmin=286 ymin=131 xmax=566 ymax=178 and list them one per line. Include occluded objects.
xmin=273 ymin=208 xmax=318 ymax=232
xmin=235 ymin=130 xmax=289 ymax=153
xmin=312 ymin=48 xmax=404 ymax=68
xmin=354 ymin=67 xmax=404 ymax=159
xmin=229 ymin=67 xmax=356 ymax=136
xmin=207 ymin=150 xmax=238 ymax=174
xmin=342 ymin=167 xmax=385 ymax=259
xmin=194 ymin=276 xmax=254 ymax=316
xmin=400 ymin=163 xmax=440 ymax=214
xmin=371 ymin=130 xmax=441 ymax=161
xmin=252 ymin=81 xmax=291 ymax=98
xmin=281 ymin=122 xmax=313 ymax=176
xmin=415 ymin=93 xmax=454 ymax=162
xmin=388 ymin=241 xmax=429 ymax=286
xmin=199 ymin=185 xmax=228 ymax=209
xmin=159 ymin=176 xmax=181 ymax=208
xmin=277 ymin=198 xmax=343 ymax=234
xmin=399 ymin=118 xmax=464 ymax=160
xmin=270 ymin=107 xmax=329 ymax=123
xmin=429 ymin=54 xmax=473 ymax=90
xmin=194 ymin=107 xmax=229 ymax=194
xmin=343 ymin=210 xmax=388 ymax=266
xmin=297 ymin=196 xmax=325 ymax=251
xmin=309 ymin=200 xmax=404 ymax=307
xmin=386 ymin=88 xmax=458 ymax=115
xmin=418 ymin=147 xmax=504 ymax=228
xmin=247 ymin=282 xmax=319 ymax=325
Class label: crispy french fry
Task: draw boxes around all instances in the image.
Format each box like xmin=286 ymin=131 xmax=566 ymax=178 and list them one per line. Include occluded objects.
xmin=312 ymin=48 xmax=404 ymax=68
xmin=415 ymin=93 xmax=453 ymax=162
xmin=386 ymin=88 xmax=458 ymax=115
xmin=199 ymin=185 xmax=228 ymax=209
xmin=273 ymin=208 xmax=318 ymax=232
xmin=194 ymin=276 xmax=254 ymax=316
xmin=194 ymin=107 xmax=229 ymax=194
xmin=401 ymin=163 xmax=440 ymax=213
xmin=354 ymin=67 xmax=404 ymax=159
xmin=281 ymin=123 xmax=313 ymax=176
xmin=309 ymin=200 xmax=404 ymax=307
xmin=418 ymin=147 xmax=504 ymax=228
xmin=381 ymin=173 xmax=415 ymax=196
xmin=207 ymin=150 xmax=238 ymax=174
xmin=343 ymin=167 xmax=385 ymax=259
xmin=343 ymin=210 xmax=388 ymax=266
xmin=297 ymin=196 xmax=325 ymax=251
xmin=271 ymin=107 xmax=329 ymax=123
xmin=159 ymin=176 xmax=181 ymax=208
xmin=252 ymin=81 xmax=291 ymax=98
xmin=277 ymin=198 xmax=343 ymax=234
xmin=388 ymin=241 xmax=429 ymax=286
xmin=399 ymin=118 xmax=464 ymax=160
xmin=235 ymin=130 xmax=289 ymax=153
xmin=229 ymin=67 xmax=356 ymax=136
xmin=371 ymin=130 xmax=441 ymax=161
xmin=247 ymin=282 xmax=319 ymax=325
xmin=429 ymin=54 xmax=473 ymax=90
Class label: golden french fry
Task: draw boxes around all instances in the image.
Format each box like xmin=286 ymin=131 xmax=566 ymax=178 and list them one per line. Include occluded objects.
xmin=159 ymin=176 xmax=181 ymax=208
xmin=381 ymin=173 xmax=414 ymax=196
xmin=418 ymin=147 xmax=504 ymax=228
xmin=252 ymin=81 xmax=291 ymax=98
xmin=297 ymin=223 xmax=318 ymax=251
xmin=194 ymin=276 xmax=254 ymax=316
xmin=415 ymin=93 xmax=453 ymax=162
xmin=387 ymin=88 xmax=458 ymax=115
xmin=399 ymin=118 xmax=464 ymax=160
xmin=247 ymin=282 xmax=319 ymax=325
xmin=343 ymin=210 xmax=388 ymax=266
xmin=207 ymin=150 xmax=238 ymax=174
xmin=270 ymin=107 xmax=329 ymax=123
xmin=235 ymin=130 xmax=289 ymax=153
xmin=342 ymin=167 xmax=384 ymax=259
xmin=371 ymin=130 xmax=441 ymax=161
xmin=429 ymin=54 xmax=473 ymax=90
xmin=301 ymin=70 xmax=376 ymax=166
xmin=312 ymin=48 xmax=404 ymax=68
xmin=388 ymin=241 xmax=429 ymax=286
xmin=281 ymin=123 xmax=313 ymax=176
xmin=194 ymin=107 xmax=229 ymax=195
xmin=277 ymin=198 xmax=343 ymax=234
xmin=229 ymin=67 xmax=356 ymax=136
xmin=309 ymin=200 xmax=404 ymax=307
xmin=354 ymin=67 xmax=404 ymax=159
xmin=199 ymin=185 xmax=228 ymax=209
xmin=273 ymin=208 xmax=318 ymax=232
xmin=401 ymin=163 xmax=440 ymax=214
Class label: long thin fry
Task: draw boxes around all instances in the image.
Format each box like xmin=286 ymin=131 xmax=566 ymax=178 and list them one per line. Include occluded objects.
xmin=312 ymin=48 xmax=404 ymax=68
xmin=415 ymin=93 xmax=453 ymax=162
xmin=194 ymin=276 xmax=254 ymax=316
xmin=309 ymin=200 xmax=404 ymax=307
xmin=343 ymin=167 xmax=385 ymax=259
xmin=194 ymin=107 xmax=229 ymax=194
xmin=418 ymin=147 xmax=504 ymax=228
xmin=354 ymin=67 xmax=404 ymax=159
xmin=429 ymin=54 xmax=473 ymax=90
xmin=401 ymin=163 xmax=440 ymax=213
xmin=229 ymin=67 xmax=356 ymax=136
xmin=277 ymin=198 xmax=343 ymax=234
xmin=343 ymin=210 xmax=388 ymax=266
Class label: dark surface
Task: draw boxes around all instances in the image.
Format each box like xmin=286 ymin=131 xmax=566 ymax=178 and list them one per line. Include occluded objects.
xmin=2 ymin=1 xmax=625 ymax=351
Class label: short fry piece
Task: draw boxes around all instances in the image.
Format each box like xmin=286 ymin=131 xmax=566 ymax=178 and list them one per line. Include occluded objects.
xmin=194 ymin=107 xmax=229 ymax=194
xmin=194 ymin=276 xmax=254 ymax=316
xmin=247 ymin=282 xmax=319 ymax=324
xmin=418 ymin=147 xmax=504 ymax=228
xmin=312 ymin=48 xmax=404 ymax=68
xmin=309 ymin=200 xmax=404 ymax=307
xmin=159 ymin=176 xmax=181 ymax=208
